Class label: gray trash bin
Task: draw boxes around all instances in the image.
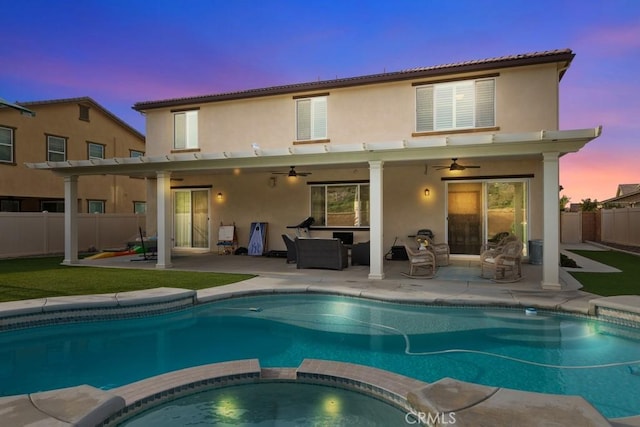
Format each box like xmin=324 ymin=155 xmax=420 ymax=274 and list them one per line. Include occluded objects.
xmin=528 ymin=239 xmax=543 ymax=265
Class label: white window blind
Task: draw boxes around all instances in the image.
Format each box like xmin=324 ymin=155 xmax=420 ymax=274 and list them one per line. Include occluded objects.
xmin=416 ymin=78 xmax=495 ymax=132
xmin=296 ymin=97 xmax=327 ymax=140
xmin=0 ymin=127 xmax=13 ymax=163
xmin=174 ymin=110 xmax=198 ymax=149
xmin=415 ymin=86 xmax=433 ymax=132
xmin=88 ymin=143 xmax=104 ymax=159
xmin=475 ymin=79 xmax=496 ymax=127
xmin=47 ymin=136 xmax=66 ymax=162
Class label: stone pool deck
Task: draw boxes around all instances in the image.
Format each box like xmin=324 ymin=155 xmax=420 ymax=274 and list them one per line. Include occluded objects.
xmin=1 ymin=242 xmax=639 ymax=426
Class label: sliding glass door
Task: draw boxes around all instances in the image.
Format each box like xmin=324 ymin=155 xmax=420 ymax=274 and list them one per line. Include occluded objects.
xmin=447 ymin=182 xmax=483 ymax=255
xmin=447 ymin=180 xmax=528 ymax=255
xmin=174 ymin=189 xmax=209 ymax=249
xmin=486 ymin=181 xmax=528 ymax=255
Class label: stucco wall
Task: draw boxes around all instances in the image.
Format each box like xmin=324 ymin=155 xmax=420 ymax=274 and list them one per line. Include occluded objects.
xmin=144 ymin=63 xmax=561 ymax=157
xmin=0 ymin=101 xmax=146 ymax=213
xmin=171 ymin=159 xmax=543 ymax=255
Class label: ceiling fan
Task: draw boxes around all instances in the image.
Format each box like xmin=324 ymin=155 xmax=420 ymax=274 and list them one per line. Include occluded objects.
xmin=271 ymin=166 xmax=312 ymax=177
xmin=434 ymin=158 xmax=481 ymax=171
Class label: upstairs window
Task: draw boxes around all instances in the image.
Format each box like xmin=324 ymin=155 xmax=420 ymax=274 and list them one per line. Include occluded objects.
xmin=296 ymin=96 xmax=327 ymax=141
xmin=173 ymin=110 xmax=198 ymax=149
xmin=416 ymin=78 xmax=495 ymax=132
xmin=0 ymin=126 xmax=14 ymax=163
xmin=130 ymin=149 xmax=144 ymax=157
xmin=87 ymin=142 xmax=105 ymax=159
xmin=47 ymin=135 xmax=67 ymax=162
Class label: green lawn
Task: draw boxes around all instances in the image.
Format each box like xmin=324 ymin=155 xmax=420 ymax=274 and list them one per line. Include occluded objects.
xmin=0 ymin=256 xmax=254 ymax=303
xmin=568 ymin=250 xmax=640 ymax=296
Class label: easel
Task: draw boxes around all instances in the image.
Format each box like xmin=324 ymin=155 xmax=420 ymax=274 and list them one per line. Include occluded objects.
xmin=217 ymin=222 xmax=238 ymax=254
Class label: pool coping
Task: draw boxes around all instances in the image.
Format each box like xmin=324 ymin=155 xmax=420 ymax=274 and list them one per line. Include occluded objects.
xmin=0 ymin=359 xmax=622 ymax=427
xmin=1 ymin=284 xmax=640 ymax=425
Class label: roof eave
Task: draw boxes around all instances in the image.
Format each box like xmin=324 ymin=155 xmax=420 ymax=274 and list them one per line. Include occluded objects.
xmin=133 ymin=49 xmax=575 ymax=112
xmin=25 ymin=127 xmax=600 ymax=177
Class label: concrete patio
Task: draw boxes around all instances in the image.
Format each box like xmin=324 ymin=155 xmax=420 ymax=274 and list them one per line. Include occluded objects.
xmin=72 ymin=242 xmax=616 ymax=315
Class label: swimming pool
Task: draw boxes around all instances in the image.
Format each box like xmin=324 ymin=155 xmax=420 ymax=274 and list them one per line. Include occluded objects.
xmin=119 ymin=382 xmax=409 ymax=426
xmin=1 ymin=293 xmax=639 ymax=418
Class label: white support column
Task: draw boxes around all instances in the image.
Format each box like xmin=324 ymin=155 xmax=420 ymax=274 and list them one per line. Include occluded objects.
xmin=62 ymin=175 xmax=79 ymax=265
xmin=368 ymin=160 xmax=385 ymax=279
xmin=542 ymin=152 xmax=561 ymax=289
xmin=156 ymin=171 xmax=173 ymax=269
xmin=145 ymin=177 xmax=157 ymax=237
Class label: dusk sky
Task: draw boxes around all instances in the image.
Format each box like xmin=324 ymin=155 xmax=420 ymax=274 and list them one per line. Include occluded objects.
xmin=2 ymin=0 xmax=638 ymax=202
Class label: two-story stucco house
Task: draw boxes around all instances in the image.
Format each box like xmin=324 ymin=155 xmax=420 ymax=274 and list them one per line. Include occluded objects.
xmin=1 ymin=97 xmax=146 ymax=213
xmin=28 ymin=49 xmax=601 ymax=288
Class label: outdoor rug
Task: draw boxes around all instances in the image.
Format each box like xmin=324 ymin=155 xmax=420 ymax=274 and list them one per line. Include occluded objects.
xmin=434 ymin=264 xmax=489 ymax=282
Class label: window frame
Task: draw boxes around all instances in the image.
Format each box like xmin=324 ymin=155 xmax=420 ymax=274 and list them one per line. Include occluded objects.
xmin=295 ymin=94 xmax=328 ymax=142
xmin=309 ymin=181 xmax=370 ymax=228
xmin=87 ymin=200 xmax=105 ymax=214
xmin=173 ymin=109 xmax=199 ymax=150
xmin=41 ymin=200 xmax=64 ymax=213
xmin=133 ymin=201 xmax=146 ymax=214
xmin=415 ymin=76 xmax=496 ymax=134
xmin=130 ymin=149 xmax=145 ymax=157
xmin=0 ymin=126 xmax=15 ymax=164
xmin=1 ymin=199 xmax=20 ymax=212
xmin=87 ymin=142 xmax=105 ymax=160
xmin=47 ymin=134 xmax=67 ymax=162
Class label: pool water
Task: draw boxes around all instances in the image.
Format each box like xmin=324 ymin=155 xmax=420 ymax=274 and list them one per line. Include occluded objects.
xmin=1 ymin=294 xmax=639 ymax=418
xmin=119 ymin=382 xmax=408 ymax=426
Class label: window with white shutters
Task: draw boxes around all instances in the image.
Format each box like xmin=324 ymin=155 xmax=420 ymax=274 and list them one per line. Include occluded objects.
xmin=174 ymin=110 xmax=198 ymax=149
xmin=416 ymin=78 xmax=495 ymax=132
xmin=296 ymin=96 xmax=327 ymax=141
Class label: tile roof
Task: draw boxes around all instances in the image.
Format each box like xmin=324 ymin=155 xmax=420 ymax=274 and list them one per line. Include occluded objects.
xmin=617 ymin=183 xmax=640 ymax=196
xmin=133 ymin=49 xmax=575 ymax=111
xmin=16 ymin=96 xmax=144 ymax=140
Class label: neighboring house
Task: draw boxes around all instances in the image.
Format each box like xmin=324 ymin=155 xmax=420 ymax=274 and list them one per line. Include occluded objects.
xmin=602 ymin=184 xmax=640 ymax=207
xmin=27 ymin=49 xmax=601 ymax=288
xmin=0 ymin=97 xmax=146 ymax=213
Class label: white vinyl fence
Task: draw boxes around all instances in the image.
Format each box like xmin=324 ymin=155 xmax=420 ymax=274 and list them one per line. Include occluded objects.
xmin=560 ymin=212 xmax=582 ymax=244
xmin=0 ymin=212 xmax=146 ymax=258
xmin=561 ymin=207 xmax=640 ymax=247
xmin=601 ymin=207 xmax=640 ymax=246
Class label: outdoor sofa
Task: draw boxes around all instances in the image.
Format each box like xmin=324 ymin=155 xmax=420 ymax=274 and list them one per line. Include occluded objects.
xmin=295 ymin=237 xmax=349 ymax=270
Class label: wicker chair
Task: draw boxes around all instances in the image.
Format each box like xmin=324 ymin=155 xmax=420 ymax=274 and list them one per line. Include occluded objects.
xmin=481 ymin=240 xmax=523 ymax=282
xmin=483 ymin=233 xmax=519 ymax=252
xmin=402 ymin=243 xmax=437 ymax=278
xmin=416 ymin=229 xmax=449 ymax=266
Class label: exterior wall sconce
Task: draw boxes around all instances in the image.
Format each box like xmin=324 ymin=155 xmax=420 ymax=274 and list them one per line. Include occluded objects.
xmin=217 ymin=192 xmax=223 ymax=200
xmin=424 ymin=188 xmax=431 ymax=197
